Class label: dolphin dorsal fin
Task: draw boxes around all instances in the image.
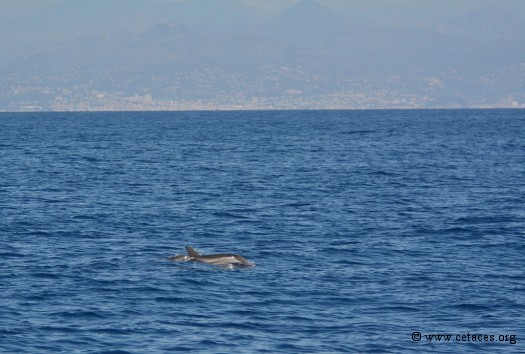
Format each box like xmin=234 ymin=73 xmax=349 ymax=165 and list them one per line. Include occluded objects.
xmin=186 ymin=246 xmax=201 ymax=257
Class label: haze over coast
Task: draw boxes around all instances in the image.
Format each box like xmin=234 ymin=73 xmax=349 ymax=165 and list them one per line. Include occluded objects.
xmin=1 ymin=0 xmax=524 ymax=111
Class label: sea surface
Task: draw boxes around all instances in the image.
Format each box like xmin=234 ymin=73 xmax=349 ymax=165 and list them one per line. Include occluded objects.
xmin=1 ymin=109 xmax=524 ymax=353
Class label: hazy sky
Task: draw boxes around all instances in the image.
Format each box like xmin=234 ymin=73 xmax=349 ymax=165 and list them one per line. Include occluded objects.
xmin=0 ymin=1 xmax=523 ymax=32
xmin=3 ymin=0 xmax=524 ymax=23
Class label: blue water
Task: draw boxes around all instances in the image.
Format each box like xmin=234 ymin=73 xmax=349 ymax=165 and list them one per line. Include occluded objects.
xmin=1 ymin=110 xmax=524 ymax=353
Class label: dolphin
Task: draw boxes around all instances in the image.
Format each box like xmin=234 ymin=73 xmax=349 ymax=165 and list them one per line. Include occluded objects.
xmin=168 ymin=246 xmax=255 ymax=268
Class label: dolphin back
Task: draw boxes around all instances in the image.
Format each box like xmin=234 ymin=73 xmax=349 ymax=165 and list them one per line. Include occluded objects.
xmin=186 ymin=246 xmax=201 ymax=258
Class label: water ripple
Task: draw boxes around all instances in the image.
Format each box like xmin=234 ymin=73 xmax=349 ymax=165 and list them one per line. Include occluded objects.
xmin=1 ymin=110 xmax=524 ymax=353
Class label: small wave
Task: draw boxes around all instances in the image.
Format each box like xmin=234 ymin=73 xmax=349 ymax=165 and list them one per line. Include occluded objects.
xmin=73 ymin=214 xmax=96 ymax=220
xmin=443 ymin=226 xmax=475 ymax=234
xmin=369 ymin=170 xmax=397 ymax=177
xmin=276 ymin=343 xmax=307 ymax=351
xmin=154 ymin=296 xmax=200 ymax=304
xmin=30 ymin=272 xmax=59 ymax=279
xmin=415 ymin=226 xmax=473 ymax=236
xmin=378 ymin=305 xmax=421 ymax=312
xmin=56 ymin=310 xmax=106 ymax=319
xmin=82 ymin=156 xmax=101 ymax=163
xmin=24 ymin=230 xmax=52 ymax=237
xmin=0 ymin=143 xmax=16 ymax=148
xmin=340 ymin=130 xmax=376 ymax=135
xmin=335 ymin=259 xmax=369 ymax=266
xmin=0 ymin=252 xmax=25 ymax=258
xmin=212 ymin=211 xmax=250 ymax=219
xmin=88 ymin=328 xmax=133 ymax=335
xmin=39 ymin=325 xmax=81 ymax=334
xmin=282 ymin=201 xmax=312 ymax=208
xmin=447 ymin=303 xmax=493 ymax=312
xmin=22 ymin=295 xmax=46 ymax=301
xmin=454 ymin=216 xmax=520 ymax=224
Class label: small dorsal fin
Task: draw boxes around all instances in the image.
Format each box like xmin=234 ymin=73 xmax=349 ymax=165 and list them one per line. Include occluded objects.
xmin=186 ymin=246 xmax=201 ymax=257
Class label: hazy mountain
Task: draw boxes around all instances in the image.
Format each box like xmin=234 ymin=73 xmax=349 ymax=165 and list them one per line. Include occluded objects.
xmin=1 ymin=0 xmax=524 ymax=110
xmin=265 ymin=0 xmax=349 ymax=43
xmin=326 ymin=0 xmax=525 ymax=42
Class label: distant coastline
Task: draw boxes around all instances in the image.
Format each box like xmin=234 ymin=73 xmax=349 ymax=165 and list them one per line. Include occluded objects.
xmin=2 ymin=94 xmax=524 ymax=113
xmin=1 ymin=106 xmax=524 ymax=114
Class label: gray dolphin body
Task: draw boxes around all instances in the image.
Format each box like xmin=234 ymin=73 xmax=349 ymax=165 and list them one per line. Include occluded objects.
xmin=168 ymin=246 xmax=255 ymax=268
